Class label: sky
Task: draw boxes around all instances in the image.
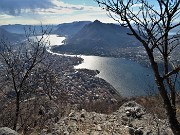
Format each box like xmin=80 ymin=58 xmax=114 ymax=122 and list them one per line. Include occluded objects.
xmin=0 ymin=0 xmax=178 ymax=26
xmin=0 ymin=0 xmax=115 ymax=25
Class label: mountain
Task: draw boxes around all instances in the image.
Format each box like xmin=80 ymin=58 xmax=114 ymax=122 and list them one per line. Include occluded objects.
xmin=0 ymin=24 xmax=56 ymax=35
xmin=0 ymin=24 xmax=31 ymax=34
xmin=53 ymin=20 xmax=141 ymax=56
xmin=0 ymin=28 xmax=25 ymax=42
xmin=53 ymin=21 xmax=91 ymax=37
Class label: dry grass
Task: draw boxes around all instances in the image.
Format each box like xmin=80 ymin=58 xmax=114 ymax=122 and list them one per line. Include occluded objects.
xmin=134 ymin=95 xmax=166 ymax=119
xmin=78 ymin=96 xmax=126 ymax=114
xmin=134 ymin=94 xmax=180 ymax=121
xmin=2 ymin=91 xmax=180 ymax=135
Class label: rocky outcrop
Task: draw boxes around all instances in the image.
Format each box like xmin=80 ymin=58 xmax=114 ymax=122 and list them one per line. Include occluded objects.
xmin=44 ymin=101 xmax=173 ymax=135
xmin=0 ymin=127 xmax=18 ymax=135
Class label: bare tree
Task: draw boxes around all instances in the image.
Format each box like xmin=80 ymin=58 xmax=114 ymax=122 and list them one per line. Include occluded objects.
xmin=0 ymin=26 xmax=51 ymax=130
xmin=95 ymin=0 xmax=180 ymax=134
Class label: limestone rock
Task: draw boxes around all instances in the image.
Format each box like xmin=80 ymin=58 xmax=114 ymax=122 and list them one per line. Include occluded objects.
xmin=45 ymin=101 xmax=173 ymax=135
xmin=119 ymin=101 xmax=145 ymax=118
xmin=0 ymin=127 xmax=18 ymax=135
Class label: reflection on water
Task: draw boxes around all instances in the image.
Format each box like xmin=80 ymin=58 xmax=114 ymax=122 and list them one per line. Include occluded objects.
xmin=36 ymin=34 xmax=65 ymax=46
xmin=47 ymin=35 xmax=65 ymax=46
xmin=40 ymin=35 xmax=157 ymax=96
xmin=75 ymin=56 xmax=156 ymax=96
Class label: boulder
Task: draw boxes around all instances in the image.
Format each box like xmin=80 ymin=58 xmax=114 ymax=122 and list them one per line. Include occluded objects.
xmin=119 ymin=101 xmax=145 ymax=118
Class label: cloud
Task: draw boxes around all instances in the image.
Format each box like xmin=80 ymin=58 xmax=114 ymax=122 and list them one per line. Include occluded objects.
xmin=67 ymin=6 xmax=84 ymax=10
xmin=0 ymin=0 xmax=87 ymax=16
xmin=0 ymin=0 xmax=114 ymax=25
xmin=132 ymin=4 xmax=142 ymax=7
xmin=0 ymin=0 xmax=56 ymax=16
xmin=35 ymin=0 xmax=99 ymax=15
xmin=50 ymin=0 xmax=88 ymax=12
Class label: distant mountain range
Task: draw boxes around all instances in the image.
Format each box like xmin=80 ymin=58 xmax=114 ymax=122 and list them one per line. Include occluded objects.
xmin=0 ymin=21 xmax=179 ymax=59
xmin=52 ymin=21 xmax=91 ymax=37
xmin=53 ymin=20 xmax=141 ymax=56
xmin=0 ymin=20 xmax=141 ymax=57
xmin=0 ymin=24 xmax=31 ymax=34
xmin=0 ymin=28 xmax=25 ymax=42
xmin=0 ymin=21 xmax=91 ymax=37
xmin=0 ymin=24 xmax=56 ymax=35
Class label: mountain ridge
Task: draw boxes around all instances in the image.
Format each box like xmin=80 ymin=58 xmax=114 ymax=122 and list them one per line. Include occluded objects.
xmin=53 ymin=20 xmax=141 ymax=56
xmin=0 ymin=28 xmax=25 ymax=42
xmin=53 ymin=21 xmax=91 ymax=37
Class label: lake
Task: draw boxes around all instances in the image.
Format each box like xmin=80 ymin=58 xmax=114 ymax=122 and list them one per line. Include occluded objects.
xmin=75 ymin=56 xmax=156 ymax=96
xmin=40 ymin=34 xmax=157 ymax=96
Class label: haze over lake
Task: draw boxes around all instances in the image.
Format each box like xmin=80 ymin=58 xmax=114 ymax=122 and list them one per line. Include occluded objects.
xmin=42 ymin=34 xmax=157 ymax=97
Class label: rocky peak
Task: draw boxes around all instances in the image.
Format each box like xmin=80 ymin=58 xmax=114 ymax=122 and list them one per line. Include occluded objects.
xmin=44 ymin=101 xmax=173 ymax=135
xmin=93 ymin=20 xmax=102 ymax=24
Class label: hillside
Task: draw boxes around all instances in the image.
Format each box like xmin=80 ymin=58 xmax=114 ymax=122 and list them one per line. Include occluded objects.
xmin=53 ymin=21 xmax=91 ymax=37
xmin=0 ymin=28 xmax=25 ymax=42
xmin=49 ymin=101 xmax=172 ymax=135
xmin=1 ymin=101 xmax=173 ymax=135
xmin=0 ymin=24 xmax=56 ymax=35
xmin=0 ymin=24 xmax=31 ymax=34
xmin=53 ymin=20 xmax=141 ymax=56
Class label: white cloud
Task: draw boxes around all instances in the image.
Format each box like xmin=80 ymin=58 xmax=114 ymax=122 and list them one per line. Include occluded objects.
xmin=34 ymin=0 xmax=102 ymax=15
xmin=0 ymin=14 xmax=14 ymax=19
xmin=0 ymin=0 xmax=93 ymax=16
xmin=0 ymin=0 xmax=56 ymax=16
xmin=0 ymin=0 xmax=115 ymax=25
xmin=132 ymin=4 xmax=142 ymax=7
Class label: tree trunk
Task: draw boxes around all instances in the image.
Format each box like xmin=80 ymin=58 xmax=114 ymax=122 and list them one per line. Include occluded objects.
xmin=167 ymin=110 xmax=180 ymax=135
xmin=158 ymin=78 xmax=180 ymax=134
xmin=13 ymin=92 xmax=20 ymax=130
xmin=164 ymin=54 xmax=176 ymax=107
xmin=146 ymin=49 xmax=180 ymax=134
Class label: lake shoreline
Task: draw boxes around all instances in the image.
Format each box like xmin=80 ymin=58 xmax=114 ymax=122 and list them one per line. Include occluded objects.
xmin=52 ymin=43 xmax=151 ymax=68
xmin=49 ymin=48 xmax=156 ymax=97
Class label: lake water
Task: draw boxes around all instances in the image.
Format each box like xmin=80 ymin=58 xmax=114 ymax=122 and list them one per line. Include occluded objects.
xmin=75 ymin=56 xmax=156 ymax=96
xmin=48 ymin=35 xmax=66 ymax=46
xmin=40 ymin=35 xmax=157 ymax=96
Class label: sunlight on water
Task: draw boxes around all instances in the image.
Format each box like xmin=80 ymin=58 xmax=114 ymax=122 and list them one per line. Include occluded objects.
xmin=36 ymin=34 xmax=66 ymax=46
xmin=75 ymin=56 xmax=156 ymax=96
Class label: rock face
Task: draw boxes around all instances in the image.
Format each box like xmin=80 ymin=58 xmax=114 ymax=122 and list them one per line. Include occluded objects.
xmin=0 ymin=127 xmax=18 ymax=135
xmin=45 ymin=101 xmax=173 ymax=135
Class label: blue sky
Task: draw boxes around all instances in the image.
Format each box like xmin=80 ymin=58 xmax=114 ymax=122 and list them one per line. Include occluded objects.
xmin=0 ymin=0 xmax=113 ymax=25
